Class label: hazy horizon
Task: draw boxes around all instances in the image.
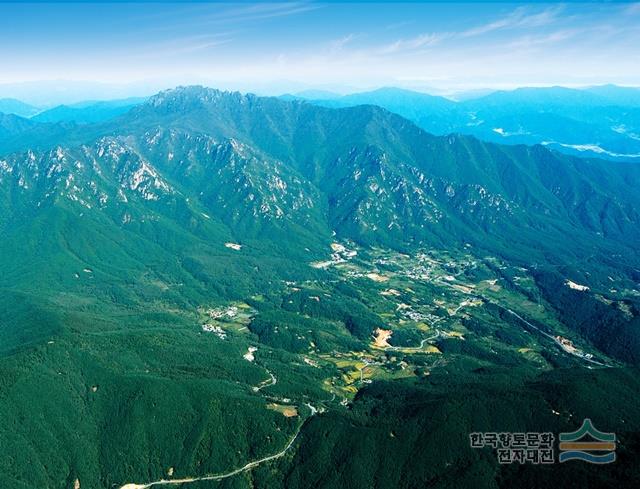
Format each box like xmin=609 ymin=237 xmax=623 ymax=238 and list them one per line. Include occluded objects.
xmin=2 ymin=80 xmax=640 ymax=107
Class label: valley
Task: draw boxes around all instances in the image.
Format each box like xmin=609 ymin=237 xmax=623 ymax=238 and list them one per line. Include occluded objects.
xmin=98 ymin=238 xmax=627 ymax=488
xmin=0 ymin=87 xmax=638 ymax=489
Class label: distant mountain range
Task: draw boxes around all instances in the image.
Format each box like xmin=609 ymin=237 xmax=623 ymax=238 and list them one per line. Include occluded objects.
xmin=291 ymin=85 xmax=640 ymax=161
xmin=4 ymin=85 xmax=640 ymax=161
xmin=2 ymin=86 xmax=639 ymax=284
xmin=31 ymin=97 xmax=148 ymax=124
xmin=0 ymin=97 xmax=147 ymax=124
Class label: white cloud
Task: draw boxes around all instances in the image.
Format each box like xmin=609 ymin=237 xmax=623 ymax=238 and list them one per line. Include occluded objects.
xmin=624 ymin=3 xmax=640 ymax=16
xmin=328 ymin=34 xmax=357 ymax=52
xmin=132 ymin=33 xmax=235 ymax=59
xmin=195 ymin=2 xmax=322 ymax=28
xmin=379 ymin=33 xmax=446 ymax=55
xmin=370 ymin=5 xmax=564 ymax=57
xmin=461 ymin=5 xmax=564 ymax=37
xmin=143 ymin=2 xmax=322 ymax=34
xmin=506 ymin=29 xmax=579 ymax=50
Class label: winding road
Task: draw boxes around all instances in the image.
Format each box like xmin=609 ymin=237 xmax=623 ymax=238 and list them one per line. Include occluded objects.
xmin=384 ymin=330 xmax=441 ymax=352
xmin=118 ymin=359 xmax=311 ymax=489
xmin=119 ymin=406 xmax=314 ymax=489
xmin=254 ymin=367 xmax=277 ymax=391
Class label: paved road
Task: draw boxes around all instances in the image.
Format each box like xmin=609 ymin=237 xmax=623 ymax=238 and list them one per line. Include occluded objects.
xmin=384 ymin=330 xmax=441 ymax=352
xmin=254 ymin=368 xmax=277 ymax=391
xmin=502 ymin=307 xmax=608 ymax=367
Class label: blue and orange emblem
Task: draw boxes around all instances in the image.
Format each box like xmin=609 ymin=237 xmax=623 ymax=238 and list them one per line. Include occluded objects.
xmin=559 ymin=419 xmax=616 ymax=464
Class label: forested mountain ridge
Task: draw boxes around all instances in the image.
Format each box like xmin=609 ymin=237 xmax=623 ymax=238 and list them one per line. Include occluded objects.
xmin=4 ymin=86 xmax=640 ymax=269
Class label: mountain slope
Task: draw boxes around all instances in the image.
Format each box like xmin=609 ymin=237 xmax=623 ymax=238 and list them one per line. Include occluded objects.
xmin=4 ymin=86 xmax=639 ymax=272
xmin=0 ymin=115 xmax=101 ymax=156
xmin=0 ymin=112 xmax=39 ymax=138
xmin=32 ymin=97 xmax=146 ymax=124
xmin=118 ymin=87 xmax=640 ymax=263
xmin=0 ymin=98 xmax=40 ymax=117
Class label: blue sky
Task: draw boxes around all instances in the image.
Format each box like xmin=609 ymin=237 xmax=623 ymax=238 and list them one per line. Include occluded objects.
xmin=1 ymin=2 xmax=639 ymax=102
